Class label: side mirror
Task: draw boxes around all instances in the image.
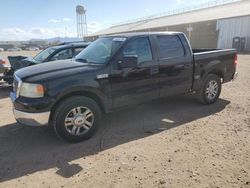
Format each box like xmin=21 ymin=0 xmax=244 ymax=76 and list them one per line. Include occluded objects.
xmin=118 ymin=55 xmax=138 ymax=69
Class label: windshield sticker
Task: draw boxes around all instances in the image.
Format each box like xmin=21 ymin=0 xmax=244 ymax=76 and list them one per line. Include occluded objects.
xmin=112 ymin=37 xmax=127 ymax=42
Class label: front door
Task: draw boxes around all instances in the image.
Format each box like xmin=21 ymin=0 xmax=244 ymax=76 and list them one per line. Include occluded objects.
xmin=110 ymin=36 xmax=159 ymax=108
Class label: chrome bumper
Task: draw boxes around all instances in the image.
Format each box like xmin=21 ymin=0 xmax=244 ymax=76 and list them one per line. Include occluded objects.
xmin=232 ymin=72 xmax=238 ymax=81
xmin=13 ymin=109 xmax=50 ymax=127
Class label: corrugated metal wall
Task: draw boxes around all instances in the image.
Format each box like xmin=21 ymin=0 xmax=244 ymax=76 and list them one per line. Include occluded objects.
xmin=217 ymin=16 xmax=250 ymax=51
xmin=134 ymin=21 xmax=219 ymax=48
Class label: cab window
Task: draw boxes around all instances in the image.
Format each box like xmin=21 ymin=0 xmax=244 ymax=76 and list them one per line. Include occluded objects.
xmin=123 ymin=37 xmax=153 ymax=64
xmin=51 ymin=49 xmax=73 ymax=61
xmin=156 ymin=35 xmax=185 ymax=59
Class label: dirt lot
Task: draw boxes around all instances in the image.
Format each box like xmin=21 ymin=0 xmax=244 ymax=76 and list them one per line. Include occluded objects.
xmin=0 ymin=54 xmax=249 ymax=188
xmin=0 ymin=51 xmax=39 ymax=64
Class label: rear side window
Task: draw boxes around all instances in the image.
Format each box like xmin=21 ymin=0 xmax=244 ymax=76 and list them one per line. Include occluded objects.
xmin=156 ymin=35 xmax=184 ymax=59
xmin=123 ymin=37 xmax=153 ymax=64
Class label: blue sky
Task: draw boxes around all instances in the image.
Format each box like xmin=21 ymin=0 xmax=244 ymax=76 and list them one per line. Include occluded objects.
xmin=0 ymin=0 xmax=209 ymax=41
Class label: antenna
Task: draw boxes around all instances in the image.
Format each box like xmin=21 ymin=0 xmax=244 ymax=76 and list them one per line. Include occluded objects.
xmin=76 ymin=5 xmax=88 ymax=40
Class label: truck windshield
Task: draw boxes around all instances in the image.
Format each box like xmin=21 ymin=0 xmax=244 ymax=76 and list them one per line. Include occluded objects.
xmin=34 ymin=47 xmax=56 ymax=62
xmin=75 ymin=37 xmax=126 ymax=64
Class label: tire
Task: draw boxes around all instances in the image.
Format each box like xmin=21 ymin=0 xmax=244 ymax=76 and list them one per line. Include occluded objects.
xmin=197 ymin=74 xmax=222 ymax=105
xmin=52 ymin=96 xmax=102 ymax=143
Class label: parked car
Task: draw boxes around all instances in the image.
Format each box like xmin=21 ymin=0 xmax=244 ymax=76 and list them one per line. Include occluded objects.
xmin=3 ymin=41 xmax=90 ymax=84
xmin=0 ymin=57 xmax=11 ymax=81
xmin=27 ymin=47 xmax=40 ymax=51
xmin=0 ymin=48 xmax=4 ymax=52
xmin=0 ymin=57 xmax=7 ymax=74
xmin=7 ymin=47 xmax=22 ymax=52
xmin=10 ymin=32 xmax=238 ymax=142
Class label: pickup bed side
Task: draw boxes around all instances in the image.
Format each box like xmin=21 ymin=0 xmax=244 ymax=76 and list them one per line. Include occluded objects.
xmin=192 ymin=49 xmax=237 ymax=91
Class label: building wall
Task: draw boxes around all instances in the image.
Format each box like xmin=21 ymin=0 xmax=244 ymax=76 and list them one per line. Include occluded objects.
xmin=134 ymin=21 xmax=218 ymax=49
xmin=168 ymin=21 xmax=218 ymax=48
xmin=86 ymin=16 xmax=250 ymax=52
xmin=217 ymin=16 xmax=250 ymax=51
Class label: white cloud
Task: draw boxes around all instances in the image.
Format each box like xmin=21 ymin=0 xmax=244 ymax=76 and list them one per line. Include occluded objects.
xmin=87 ymin=21 xmax=103 ymax=34
xmin=63 ymin=18 xmax=71 ymax=22
xmin=144 ymin=8 xmax=151 ymax=12
xmin=48 ymin=18 xmax=71 ymax=24
xmin=0 ymin=20 xmax=104 ymax=40
xmin=48 ymin=19 xmax=61 ymax=23
xmin=0 ymin=27 xmax=77 ymax=41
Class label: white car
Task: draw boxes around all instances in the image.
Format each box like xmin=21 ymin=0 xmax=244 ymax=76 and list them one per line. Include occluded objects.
xmin=27 ymin=47 xmax=40 ymax=51
xmin=0 ymin=48 xmax=4 ymax=52
xmin=7 ymin=47 xmax=22 ymax=52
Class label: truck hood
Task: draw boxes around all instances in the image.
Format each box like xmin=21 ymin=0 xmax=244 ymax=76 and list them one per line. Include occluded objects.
xmin=15 ymin=59 xmax=101 ymax=82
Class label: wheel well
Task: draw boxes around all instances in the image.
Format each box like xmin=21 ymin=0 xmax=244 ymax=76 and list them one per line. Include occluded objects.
xmin=208 ymin=71 xmax=224 ymax=82
xmin=50 ymin=91 xmax=106 ymax=122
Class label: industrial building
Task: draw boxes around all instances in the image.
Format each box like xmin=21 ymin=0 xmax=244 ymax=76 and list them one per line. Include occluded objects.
xmin=88 ymin=0 xmax=250 ymax=52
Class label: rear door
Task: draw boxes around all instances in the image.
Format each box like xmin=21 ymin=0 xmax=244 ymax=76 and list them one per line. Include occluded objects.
xmin=155 ymin=34 xmax=193 ymax=97
xmin=110 ymin=36 xmax=159 ymax=108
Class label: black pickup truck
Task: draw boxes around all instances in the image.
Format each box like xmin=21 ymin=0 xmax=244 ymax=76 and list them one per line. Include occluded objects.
xmin=10 ymin=32 xmax=238 ymax=142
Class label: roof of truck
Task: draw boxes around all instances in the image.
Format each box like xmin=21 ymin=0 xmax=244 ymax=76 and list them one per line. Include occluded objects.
xmin=102 ymin=31 xmax=183 ymax=38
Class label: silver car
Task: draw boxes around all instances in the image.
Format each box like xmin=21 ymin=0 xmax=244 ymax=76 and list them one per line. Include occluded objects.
xmin=7 ymin=47 xmax=22 ymax=52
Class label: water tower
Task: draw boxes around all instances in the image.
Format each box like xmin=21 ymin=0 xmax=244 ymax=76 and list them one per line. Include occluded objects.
xmin=76 ymin=5 xmax=88 ymax=40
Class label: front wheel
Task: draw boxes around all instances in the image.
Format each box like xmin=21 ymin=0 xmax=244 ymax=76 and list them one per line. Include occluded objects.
xmin=52 ymin=96 xmax=102 ymax=142
xmin=197 ymin=74 xmax=222 ymax=105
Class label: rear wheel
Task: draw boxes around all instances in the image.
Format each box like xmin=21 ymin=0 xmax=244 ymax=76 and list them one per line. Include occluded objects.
xmin=197 ymin=74 xmax=222 ymax=105
xmin=52 ymin=96 xmax=101 ymax=142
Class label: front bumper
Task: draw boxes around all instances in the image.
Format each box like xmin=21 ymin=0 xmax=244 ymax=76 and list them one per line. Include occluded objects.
xmin=13 ymin=109 xmax=50 ymax=127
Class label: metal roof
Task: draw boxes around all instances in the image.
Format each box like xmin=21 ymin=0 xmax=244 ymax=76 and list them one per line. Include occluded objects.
xmin=89 ymin=0 xmax=250 ymax=37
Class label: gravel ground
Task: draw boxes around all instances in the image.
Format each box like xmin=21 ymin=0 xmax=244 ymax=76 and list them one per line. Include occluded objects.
xmin=0 ymin=54 xmax=249 ymax=188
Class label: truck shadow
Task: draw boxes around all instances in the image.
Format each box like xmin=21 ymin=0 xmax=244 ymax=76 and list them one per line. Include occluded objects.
xmin=0 ymin=96 xmax=230 ymax=182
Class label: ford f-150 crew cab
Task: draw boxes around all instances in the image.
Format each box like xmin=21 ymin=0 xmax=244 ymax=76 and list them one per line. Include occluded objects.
xmin=10 ymin=32 xmax=238 ymax=142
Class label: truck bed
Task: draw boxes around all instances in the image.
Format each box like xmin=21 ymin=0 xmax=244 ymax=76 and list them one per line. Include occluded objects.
xmin=192 ymin=48 xmax=237 ymax=91
xmin=192 ymin=48 xmax=220 ymax=53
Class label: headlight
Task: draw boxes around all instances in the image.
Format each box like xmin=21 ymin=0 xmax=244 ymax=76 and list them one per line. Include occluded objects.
xmin=19 ymin=83 xmax=44 ymax=98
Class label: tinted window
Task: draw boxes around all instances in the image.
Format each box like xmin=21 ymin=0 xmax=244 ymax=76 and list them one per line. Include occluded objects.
xmin=123 ymin=37 xmax=153 ymax=64
xmin=51 ymin=49 xmax=73 ymax=60
xmin=157 ymin=35 xmax=184 ymax=59
xmin=74 ymin=47 xmax=85 ymax=56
